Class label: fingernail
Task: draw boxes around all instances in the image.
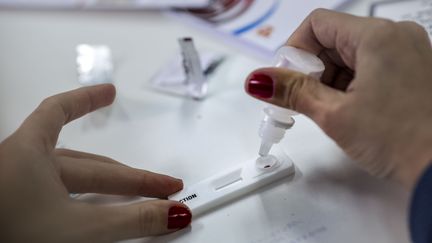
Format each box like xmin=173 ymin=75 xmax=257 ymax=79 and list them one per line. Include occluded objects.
xmin=246 ymin=73 xmax=274 ymax=99
xmin=167 ymin=206 xmax=192 ymax=230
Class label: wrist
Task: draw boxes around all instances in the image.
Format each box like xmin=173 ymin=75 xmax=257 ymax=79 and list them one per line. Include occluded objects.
xmin=389 ymin=126 xmax=432 ymax=189
xmin=393 ymin=151 xmax=432 ymax=190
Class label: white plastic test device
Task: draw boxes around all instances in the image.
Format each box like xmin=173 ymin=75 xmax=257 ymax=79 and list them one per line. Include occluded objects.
xmin=169 ymin=46 xmax=325 ymax=216
xmin=169 ymin=148 xmax=294 ymax=216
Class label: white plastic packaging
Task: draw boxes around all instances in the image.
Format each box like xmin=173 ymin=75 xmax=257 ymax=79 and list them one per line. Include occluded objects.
xmin=76 ymin=44 xmax=113 ymax=85
xmin=258 ymin=46 xmax=325 ymax=157
xmin=150 ymin=37 xmax=225 ymax=100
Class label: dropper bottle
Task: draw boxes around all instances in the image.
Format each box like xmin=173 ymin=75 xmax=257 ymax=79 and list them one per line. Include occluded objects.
xmin=257 ymin=46 xmax=325 ymax=159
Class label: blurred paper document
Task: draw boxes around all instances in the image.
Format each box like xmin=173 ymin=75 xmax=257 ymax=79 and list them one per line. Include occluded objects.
xmin=0 ymin=0 xmax=210 ymax=9
xmin=170 ymin=0 xmax=349 ymax=59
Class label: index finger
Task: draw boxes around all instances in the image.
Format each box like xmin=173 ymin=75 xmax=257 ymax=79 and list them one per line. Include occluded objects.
xmin=19 ymin=84 xmax=116 ymax=151
xmin=287 ymin=9 xmax=377 ymax=69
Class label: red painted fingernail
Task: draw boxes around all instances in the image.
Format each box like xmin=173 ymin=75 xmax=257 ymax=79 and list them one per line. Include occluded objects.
xmin=167 ymin=206 xmax=192 ymax=230
xmin=246 ymin=73 xmax=274 ymax=99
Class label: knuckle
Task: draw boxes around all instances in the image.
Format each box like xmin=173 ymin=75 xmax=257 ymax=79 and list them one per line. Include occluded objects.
xmin=87 ymin=172 xmax=101 ymax=192
xmin=136 ymin=176 xmax=149 ymax=195
xmin=397 ymin=21 xmax=429 ymax=40
xmin=309 ymin=8 xmax=329 ymax=18
xmin=366 ymin=19 xmax=397 ymax=42
xmin=137 ymin=205 xmax=156 ymax=236
xmin=362 ymin=19 xmax=402 ymax=53
xmin=38 ymin=96 xmax=65 ymax=118
xmin=363 ymin=19 xmax=430 ymax=55
xmin=43 ymin=95 xmax=70 ymax=121
xmin=373 ymin=18 xmax=395 ymax=29
xmin=319 ymin=102 xmax=346 ymax=138
xmin=398 ymin=21 xmax=425 ymax=33
xmin=308 ymin=8 xmax=331 ymax=25
xmin=281 ymin=73 xmax=309 ymax=111
xmin=307 ymin=8 xmax=333 ymax=35
xmin=39 ymin=96 xmax=57 ymax=111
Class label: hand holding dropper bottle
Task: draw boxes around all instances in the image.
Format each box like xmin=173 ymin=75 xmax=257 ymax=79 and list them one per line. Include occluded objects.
xmin=253 ymin=46 xmax=325 ymax=167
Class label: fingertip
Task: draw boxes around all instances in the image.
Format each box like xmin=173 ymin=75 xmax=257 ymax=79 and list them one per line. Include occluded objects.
xmin=164 ymin=177 xmax=184 ymax=196
xmin=244 ymin=68 xmax=276 ymax=100
xmin=138 ymin=173 xmax=184 ymax=198
xmin=245 ymin=67 xmax=332 ymax=117
xmin=175 ymin=178 xmax=184 ymax=190
xmin=89 ymin=200 xmax=192 ymax=241
xmin=95 ymin=83 xmax=116 ymax=105
xmin=168 ymin=177 xmax=184 ymax=196
xmin=167 ymin=203 xmax=192 ymax=230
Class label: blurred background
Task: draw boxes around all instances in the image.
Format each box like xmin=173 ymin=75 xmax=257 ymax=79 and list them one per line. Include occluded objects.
xmin=0 ymin=1 xmax=428 ymax=243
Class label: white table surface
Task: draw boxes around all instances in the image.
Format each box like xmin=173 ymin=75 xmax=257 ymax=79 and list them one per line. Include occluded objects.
xmin=0 ymin=1 xmax=409 ymax=243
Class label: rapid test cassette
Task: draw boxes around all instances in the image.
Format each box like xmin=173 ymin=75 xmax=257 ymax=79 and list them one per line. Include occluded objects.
xmin=169 ymin=148 xmax=295 ymax=216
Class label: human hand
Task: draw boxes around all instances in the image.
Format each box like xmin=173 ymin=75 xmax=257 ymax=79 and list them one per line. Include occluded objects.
xmin=244 ymin=9 xmax=432 ymax=189
xmin=0 ymin=84 xmax=191 ymax=242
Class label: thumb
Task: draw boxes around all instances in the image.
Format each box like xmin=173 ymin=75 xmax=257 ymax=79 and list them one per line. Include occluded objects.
xmin=244 ymin=67 xmax=345 ymax=125
xmin=76 ymin=200 xmax=191 ymax=242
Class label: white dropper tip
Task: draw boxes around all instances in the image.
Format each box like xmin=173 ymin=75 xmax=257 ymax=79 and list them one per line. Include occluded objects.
xmin=255 ymin=46 xmax=325 ymax=163
xmin=258 ymin=140 xmax=273 ymax=157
